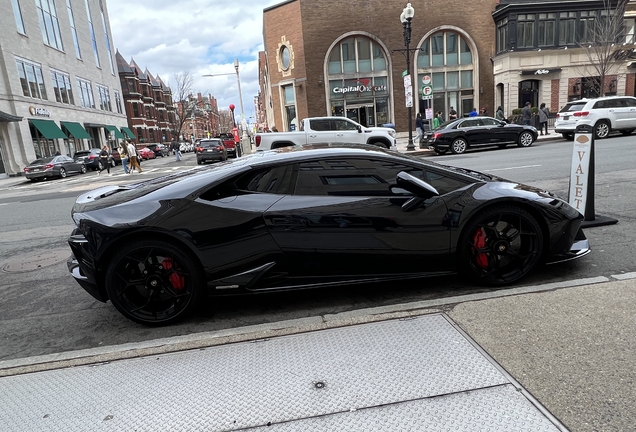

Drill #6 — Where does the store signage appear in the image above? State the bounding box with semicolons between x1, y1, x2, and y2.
28;106;51;117
520;68;562;76
568;133;592;216
333;78;387;94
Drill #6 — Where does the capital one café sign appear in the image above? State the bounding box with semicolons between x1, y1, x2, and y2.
332;78;387;94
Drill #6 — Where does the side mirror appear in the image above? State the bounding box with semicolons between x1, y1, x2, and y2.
357;125;362;133
396;171;439;200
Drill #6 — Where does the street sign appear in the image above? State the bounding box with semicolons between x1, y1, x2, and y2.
406;93;413;108
403;74;412;88
402;70;408;78
421;85;433;100
421;75;432;85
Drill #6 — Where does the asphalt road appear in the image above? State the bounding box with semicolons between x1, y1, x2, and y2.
0;138;634;362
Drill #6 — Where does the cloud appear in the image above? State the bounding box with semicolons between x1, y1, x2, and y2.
107;0;281;120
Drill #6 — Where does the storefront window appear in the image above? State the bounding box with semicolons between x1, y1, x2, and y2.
326;35;391;127
461;70;473;88
446;33;458;65
431;34;444;66
282;85;296;131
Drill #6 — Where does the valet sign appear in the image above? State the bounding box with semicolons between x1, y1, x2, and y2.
568;133;592;216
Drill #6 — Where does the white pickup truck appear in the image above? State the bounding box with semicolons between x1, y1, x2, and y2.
255;117;397;151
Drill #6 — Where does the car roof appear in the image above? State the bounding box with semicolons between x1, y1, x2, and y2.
567;95;635;104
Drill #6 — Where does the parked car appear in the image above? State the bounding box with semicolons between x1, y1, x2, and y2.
73;148;115;171
24;155;86;181
554;96;636;140
423;116;538;155
179;142;190;153
255;117;398;151
217;133;237;158
147;143;168;157
138;147;156;160
196;139;227;164
67;143;590;325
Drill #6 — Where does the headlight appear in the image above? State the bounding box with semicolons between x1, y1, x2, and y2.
388;130;396;138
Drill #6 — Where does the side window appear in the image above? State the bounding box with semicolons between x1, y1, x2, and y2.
481;118;499;126
234;165;296;194
309;119;331;131
331;119;358;131
615;98;629;108
593;100;607;109
368;160;469;195
625;98;636;107
295;159;389;196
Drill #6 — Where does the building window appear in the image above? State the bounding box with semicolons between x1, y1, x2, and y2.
625;18;636;44
36;0;64;50
538;13;556;47
496;18;508;53
84;0;100;68
417;31;474;119
50;70;74;104
328;36;388;74
99;0;115;74
132;102;140;117
517;14;535;48
559;12;577;45
579;11;596;43
16;59;48;100
114;90;122;114
282;85;296;131
96;84;111;111
11;0;26;34
66;0;81;59
76;78;95;108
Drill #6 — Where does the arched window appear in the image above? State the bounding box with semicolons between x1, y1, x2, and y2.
416;30;475;120
327;35;390;127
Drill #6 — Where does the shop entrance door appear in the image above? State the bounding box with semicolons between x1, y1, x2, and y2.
346;103;375;127
461;97;474;118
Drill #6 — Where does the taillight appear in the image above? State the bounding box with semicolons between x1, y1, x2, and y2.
573;111;589;117
44;163;54;170
218;145;224;151
432;132;442;140
23;167;28;172
196;147;202;152
255;135;261;147
556;113;560;118
88;155;96;159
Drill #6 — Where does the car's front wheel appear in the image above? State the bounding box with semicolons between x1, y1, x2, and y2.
594;120;611;139
517;131;534;147
105;240;204;325
97;161;104;171
450;138;468;154
458;205;543;285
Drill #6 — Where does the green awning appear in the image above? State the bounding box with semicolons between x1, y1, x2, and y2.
105;125;125;139
121;126;136;138
29;119;68;139
60;121;91;139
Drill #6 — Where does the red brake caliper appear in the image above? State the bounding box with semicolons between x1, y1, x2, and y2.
472;228;489;269
161;257;185;290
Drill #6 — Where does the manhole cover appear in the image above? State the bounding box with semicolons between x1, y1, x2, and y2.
2;248;70;272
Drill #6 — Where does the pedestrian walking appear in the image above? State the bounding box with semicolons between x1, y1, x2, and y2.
98;145;111;176
119;144;130;174
522;101;532;126
415;112;424;144
126;140;142;174
538;103;550;135
432;113;441;129
172;140;181;161
496;106;505;121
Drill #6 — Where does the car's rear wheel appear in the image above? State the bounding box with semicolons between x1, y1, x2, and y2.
594;120;610;139
97;161;104;171
59;168;67;178
451;138;468;154
517;131;534;147
458;205;543;285
110;159;116;167
105;240;204;325
80;165;87;174
620;129;634;136
562;133;574;141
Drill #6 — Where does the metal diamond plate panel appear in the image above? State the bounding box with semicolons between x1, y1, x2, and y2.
0;314;565;431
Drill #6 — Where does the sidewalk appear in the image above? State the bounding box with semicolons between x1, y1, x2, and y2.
396;125;562;156
1;275;634;431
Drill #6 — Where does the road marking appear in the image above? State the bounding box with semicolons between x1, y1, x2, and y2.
483;164;542;172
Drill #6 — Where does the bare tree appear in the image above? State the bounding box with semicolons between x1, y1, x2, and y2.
218;109;235;133
170;71;198;140
577;0;633;97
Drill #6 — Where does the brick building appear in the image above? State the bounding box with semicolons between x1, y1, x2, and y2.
261;0;498;132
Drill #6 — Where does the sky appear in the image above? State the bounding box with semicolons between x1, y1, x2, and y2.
106;0;282;122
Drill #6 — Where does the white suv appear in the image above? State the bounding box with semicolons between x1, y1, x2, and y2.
554;96;636;140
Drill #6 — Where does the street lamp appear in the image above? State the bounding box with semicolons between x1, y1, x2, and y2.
401;3;415;151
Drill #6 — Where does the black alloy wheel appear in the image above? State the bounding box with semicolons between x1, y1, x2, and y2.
594;120;610;139
105;240;204;325
458;205;543;285
517;131;534;147
59;168;67;178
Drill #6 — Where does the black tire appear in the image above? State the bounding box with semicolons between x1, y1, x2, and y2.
562;133;574;141
369;141;391;149
59;168;67;178
451;138;468;154
110;159;116;168
620;129;634;136
197;159;203;165
97;161;104;171
594;120;610;139
434;149;448;155
517;131;534;147
80;165;87;174
457;205;543;285
105;240;204;325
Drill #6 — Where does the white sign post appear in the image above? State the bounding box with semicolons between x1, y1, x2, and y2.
404;75;413;108
568;132;592;216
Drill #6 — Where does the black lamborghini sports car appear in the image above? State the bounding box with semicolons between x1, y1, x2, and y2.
68;144;590;325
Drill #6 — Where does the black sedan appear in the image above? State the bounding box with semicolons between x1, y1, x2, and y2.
196;138;227;164
424;116;538;155
24;155;86;181
67;144;590;325
74;148;115;170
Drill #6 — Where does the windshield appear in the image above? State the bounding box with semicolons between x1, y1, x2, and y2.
30;157;55;165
